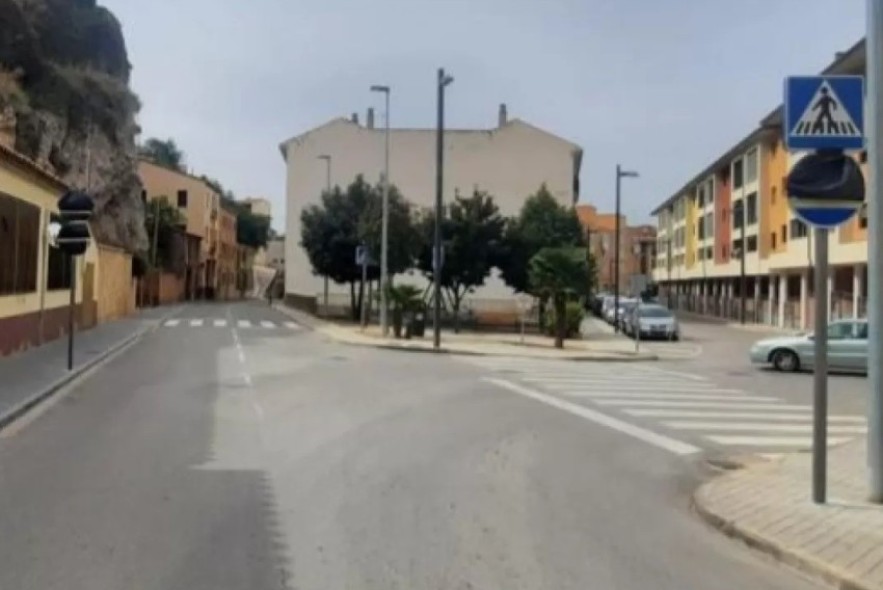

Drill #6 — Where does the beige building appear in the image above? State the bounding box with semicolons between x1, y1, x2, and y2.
138;159;222;298
279;104;582;310
243;197;272;218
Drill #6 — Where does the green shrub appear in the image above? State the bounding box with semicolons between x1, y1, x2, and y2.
543;300;584;339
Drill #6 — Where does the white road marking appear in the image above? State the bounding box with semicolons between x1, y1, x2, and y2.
213;319;227;327
486;378;700;456
261;321;276;329
626;365;707;382
557;392;777;402
238;320;252;328
624;409;867;423
664;421;867;434
190;319;204;327
164;319;180;327
594;400;811;410
537;382;746;394
705;435;851;447
520;376;711;386
284;321;299;330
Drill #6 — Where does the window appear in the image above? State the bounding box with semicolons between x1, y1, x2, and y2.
705;212;714;238
745;147;758;184
696;186;704;208
706;179;714;203
827;321;856;341
0;193;39;295
790;218;808;238
732;238;743;256
732;201;744;230
746;192;758;225
177;190;188;208
781;223;788;243
771;232;777;249
733;158;744;189
856;322;869;340
705;246;713;260
747;235;758;252
698;216;705;240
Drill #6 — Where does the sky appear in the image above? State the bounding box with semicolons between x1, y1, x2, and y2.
102;0;867;231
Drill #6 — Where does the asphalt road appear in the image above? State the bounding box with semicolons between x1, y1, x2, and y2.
0;301;823;589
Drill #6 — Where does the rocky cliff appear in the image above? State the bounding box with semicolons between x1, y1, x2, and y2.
0;0;146;252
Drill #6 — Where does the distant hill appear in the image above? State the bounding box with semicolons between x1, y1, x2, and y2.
0;0;146;252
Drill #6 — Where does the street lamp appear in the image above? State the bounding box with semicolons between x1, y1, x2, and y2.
433;68;454;350
370;84;391;337
614;165;639;333
318;154;332;312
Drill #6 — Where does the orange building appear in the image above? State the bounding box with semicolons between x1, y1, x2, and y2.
577;204;656;294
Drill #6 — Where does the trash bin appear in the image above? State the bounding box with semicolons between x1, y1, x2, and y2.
410;310;426;338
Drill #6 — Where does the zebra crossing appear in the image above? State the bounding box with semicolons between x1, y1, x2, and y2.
162;318;300;330
466;356;866;454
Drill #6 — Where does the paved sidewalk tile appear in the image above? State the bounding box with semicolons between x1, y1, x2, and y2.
0;306;177;425
694;437;883;590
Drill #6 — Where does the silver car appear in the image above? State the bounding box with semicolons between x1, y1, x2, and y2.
749;319;868;373
624;304;680;341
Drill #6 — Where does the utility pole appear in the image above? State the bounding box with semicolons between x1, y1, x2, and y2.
739;201;747;324
370;85;392;337
318;155;332;314
867;0;883;502
433;68;453;350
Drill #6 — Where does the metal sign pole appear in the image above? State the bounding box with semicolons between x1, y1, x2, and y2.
867;0;883;502
813;228;829;503
360;257;368;330
67;255;76;371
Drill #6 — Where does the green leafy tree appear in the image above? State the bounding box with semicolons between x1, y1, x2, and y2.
497;184;586;294
301;175;419;320
139;137;185;171
418;190;505;331
529;247;590;349
144;198;185;271
236;211;271;249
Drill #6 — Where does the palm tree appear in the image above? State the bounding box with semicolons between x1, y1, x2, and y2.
529;247;590;348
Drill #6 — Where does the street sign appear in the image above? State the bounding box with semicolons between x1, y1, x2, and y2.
785;76;865;150
786;151;865;228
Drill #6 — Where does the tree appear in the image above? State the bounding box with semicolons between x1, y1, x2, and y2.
497;184;585;294
144;198;185;271
236;211;271;249
418;190;505;331
300;175;419;320
529;247;590;349
139;137;185;171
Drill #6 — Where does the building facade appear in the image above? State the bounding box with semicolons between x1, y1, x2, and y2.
280;104;582;311
577;204;656;294
138;159;224;299
650;39;867;330
217;205;239;300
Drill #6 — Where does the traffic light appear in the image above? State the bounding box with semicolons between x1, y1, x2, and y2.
57;190;94;256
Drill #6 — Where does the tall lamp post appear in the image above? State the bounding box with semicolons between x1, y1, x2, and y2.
614;165;639;333
318;154;332;313
370;84;391;336
433;68;454;350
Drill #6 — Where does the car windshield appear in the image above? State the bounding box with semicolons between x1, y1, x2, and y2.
639;306;672;318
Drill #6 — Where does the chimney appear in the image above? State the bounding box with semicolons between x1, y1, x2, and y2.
367;107;375;129
498;103;508;127
351;112;360;125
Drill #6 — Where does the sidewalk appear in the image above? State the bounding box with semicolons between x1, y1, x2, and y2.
695;437;883;590
276;304;654;360
0;306;177;430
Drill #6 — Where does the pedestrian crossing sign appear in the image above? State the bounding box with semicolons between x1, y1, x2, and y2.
785;76;864;150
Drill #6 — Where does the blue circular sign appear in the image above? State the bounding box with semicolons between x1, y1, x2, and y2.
786;152;865;229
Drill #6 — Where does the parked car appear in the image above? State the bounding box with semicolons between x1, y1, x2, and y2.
589;292;609;317
601;296;618;323
749;319;868;373
624;304;680;340
616;301;640;331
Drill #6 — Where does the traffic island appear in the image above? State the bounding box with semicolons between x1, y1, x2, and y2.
693;437;883;590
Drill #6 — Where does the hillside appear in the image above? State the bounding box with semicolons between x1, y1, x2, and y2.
0;0;146;252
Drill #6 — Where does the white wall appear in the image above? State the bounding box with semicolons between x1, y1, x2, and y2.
282;117;580;305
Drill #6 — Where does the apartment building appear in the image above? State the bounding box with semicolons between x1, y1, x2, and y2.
280;103;582;312
138;159;222;299
650;39;867;330
576;204;656;294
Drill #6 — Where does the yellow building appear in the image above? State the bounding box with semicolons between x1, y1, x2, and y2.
0;145;102;355
650;39;868;330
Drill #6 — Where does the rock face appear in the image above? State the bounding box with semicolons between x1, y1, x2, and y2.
0;0;147;252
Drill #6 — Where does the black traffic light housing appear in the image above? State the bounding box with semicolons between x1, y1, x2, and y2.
57;190;94;256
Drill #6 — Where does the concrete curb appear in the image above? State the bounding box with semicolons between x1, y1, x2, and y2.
0;306;179;433
692;478;873;590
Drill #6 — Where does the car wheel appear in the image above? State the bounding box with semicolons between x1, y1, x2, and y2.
771;349;800;372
